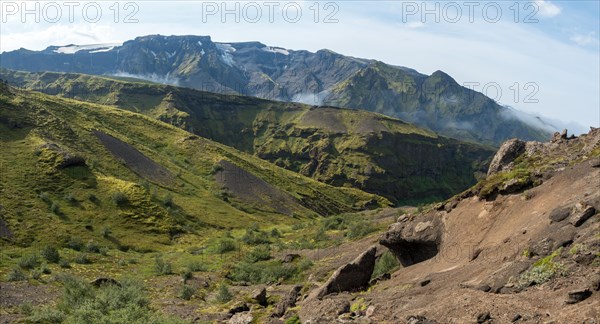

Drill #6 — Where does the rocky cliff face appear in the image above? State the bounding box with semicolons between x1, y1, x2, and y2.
299;128;600;323
0;35;552;145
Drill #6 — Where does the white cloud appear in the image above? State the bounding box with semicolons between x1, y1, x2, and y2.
405;21;425;29
535;0;562;18
570;33;599;46
0;24;118;52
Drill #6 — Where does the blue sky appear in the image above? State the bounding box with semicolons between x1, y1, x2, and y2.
1;0;598;131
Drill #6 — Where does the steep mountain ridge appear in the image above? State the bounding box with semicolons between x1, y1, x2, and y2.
1;69;494;205
0;34;551;145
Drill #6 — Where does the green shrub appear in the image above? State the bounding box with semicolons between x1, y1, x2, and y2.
38;192;51;204
211;164;223;175
186;261;206;272
229;261;294;284
27;275;186;323
101;226;112;238
31;269;42;280
139;180;150;191
19;254;41;269
59;259;71;268
297;258;313;272
372;250;399;280
270;228;282;238
179;284;195;300
88;193;99;203
215;238;237;254
163;194;174;207
50;202;61;215
517;249;567;288
99;247;109;256
20;302;33;316
241;229;270;245
74;253;91;264
64;193;77;204
66;237;84;251
285;314;300;324
181;271;193;281
249;223;260;232
215;283;232;303
154;256;172;275
313;227;328;242
321;215;345;231
41;246;60;263
39;263;52;274
6;266;26;281
85;241;101;253
345;220;375;239
245;245;271;263
111;191;128;206
27;307;66;323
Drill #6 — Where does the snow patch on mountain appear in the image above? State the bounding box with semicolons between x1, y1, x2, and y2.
54;43;121;54
262;46;290;56
216;43;236;67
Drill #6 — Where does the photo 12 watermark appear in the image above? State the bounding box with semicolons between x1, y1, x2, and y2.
199;1;340;23
400;1;543;24
1;1;140;23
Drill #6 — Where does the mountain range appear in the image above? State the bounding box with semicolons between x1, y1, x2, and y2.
0;34;552;146
0;69;493;205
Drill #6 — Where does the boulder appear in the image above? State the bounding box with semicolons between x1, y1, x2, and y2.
590;275;600;291
407;315;438;324
487;139;526;177
228;303;250;315
365;305;376;318
311;246;377;299
549;207;571;222
570;206;596;227
271;285;302;318
419;279;431;287
369;272;391;286
228;312;253;324
251;287;267;306
282;254;301;263
299;295;350;323
476;311;492;323
380;212;443;267
565;288;592;304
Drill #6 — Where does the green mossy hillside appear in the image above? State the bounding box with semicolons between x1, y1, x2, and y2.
0;85;387;251
1;70;494;205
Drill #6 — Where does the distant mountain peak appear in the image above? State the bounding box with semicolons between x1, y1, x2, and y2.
0;34;553;145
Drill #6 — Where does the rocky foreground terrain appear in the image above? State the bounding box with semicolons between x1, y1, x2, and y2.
290;128;600;323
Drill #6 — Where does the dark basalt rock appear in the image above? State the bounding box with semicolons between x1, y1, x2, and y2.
311;246;377;299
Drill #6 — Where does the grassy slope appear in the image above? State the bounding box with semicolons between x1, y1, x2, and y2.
1;69;494;205
0;84;387;251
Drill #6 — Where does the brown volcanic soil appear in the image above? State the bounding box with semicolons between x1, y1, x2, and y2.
301;159;600;323
214;160;302;216
93;130;175;186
